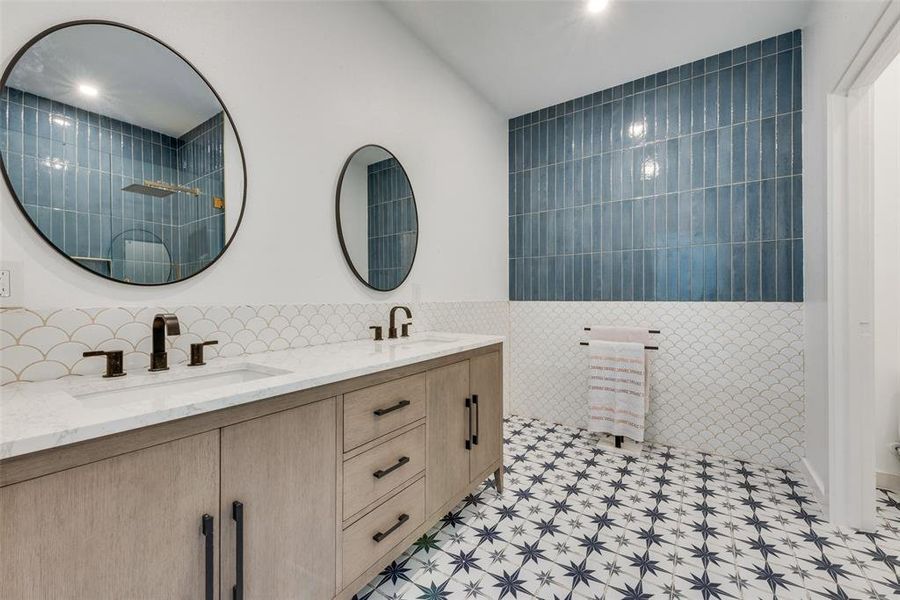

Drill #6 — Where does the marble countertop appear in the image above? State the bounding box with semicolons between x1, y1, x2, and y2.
0;332;503;460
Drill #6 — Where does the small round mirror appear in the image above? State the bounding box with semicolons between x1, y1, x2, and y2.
336;145;418;291
0;21;246;285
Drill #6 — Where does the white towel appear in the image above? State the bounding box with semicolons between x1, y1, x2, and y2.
587;326;652;409
586;339;647;442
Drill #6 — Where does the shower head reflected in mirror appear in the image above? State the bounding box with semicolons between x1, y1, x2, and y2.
122;180;201;198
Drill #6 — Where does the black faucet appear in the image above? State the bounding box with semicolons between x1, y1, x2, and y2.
149;313;180;372
388;306;412;339
82;350;126;378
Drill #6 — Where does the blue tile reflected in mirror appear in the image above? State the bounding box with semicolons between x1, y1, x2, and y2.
336;145;418;292
0;21;246;285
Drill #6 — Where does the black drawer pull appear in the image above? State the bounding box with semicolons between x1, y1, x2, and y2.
373;456;410;479
232;501;244;600
465;397;472;450
373;513;409;543
201;514;214;600
373;400;410;416
472;394;480;445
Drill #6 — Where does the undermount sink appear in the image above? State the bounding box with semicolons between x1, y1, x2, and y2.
74;365;289;406
389;334;459;347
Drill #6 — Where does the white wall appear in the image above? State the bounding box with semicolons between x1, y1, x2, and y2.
339;157;371;275
800;0;888;491
874;52;900;480
0;1;507;308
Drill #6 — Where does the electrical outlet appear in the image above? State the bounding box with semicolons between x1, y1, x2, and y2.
0;261;23;307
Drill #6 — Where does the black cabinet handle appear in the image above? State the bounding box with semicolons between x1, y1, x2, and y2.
373;456;410;479
232;501;244;600
472;394;480;445
201;514;214;600
465;398;472;450
373;399;410;416
373;513;409;543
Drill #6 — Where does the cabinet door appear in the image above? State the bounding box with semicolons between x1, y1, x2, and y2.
469;351;504;478
425;360;471;514
221;399;336;600
0;431;219;600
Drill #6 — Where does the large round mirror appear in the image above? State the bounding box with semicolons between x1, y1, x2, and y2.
0;21;246;285
336;145;418;291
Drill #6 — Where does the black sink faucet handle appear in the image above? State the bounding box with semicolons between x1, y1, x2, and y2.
82;350;126;378
188;340;219;367
369;326;384;341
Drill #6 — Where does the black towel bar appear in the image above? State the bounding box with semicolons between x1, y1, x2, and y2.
580;342;658;349
584;327;661;334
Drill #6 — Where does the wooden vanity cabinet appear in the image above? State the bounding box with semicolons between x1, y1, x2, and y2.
469;351;504;482
0;343;502;600
426;351;504;514
220;399;337;600
425;360;471;513
0;431;220;600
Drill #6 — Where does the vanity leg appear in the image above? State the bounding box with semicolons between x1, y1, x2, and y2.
494;465;504;493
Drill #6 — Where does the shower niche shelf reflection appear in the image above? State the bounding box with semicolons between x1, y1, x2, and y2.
0;20;246;285
336;145;418;292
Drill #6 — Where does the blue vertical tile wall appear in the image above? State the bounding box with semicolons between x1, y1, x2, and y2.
367;158;416;289
0;87;226;283
508;31;802;302
175;113;226;279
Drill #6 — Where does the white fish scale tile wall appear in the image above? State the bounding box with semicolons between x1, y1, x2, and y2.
417;301;512;408
0;302;511;395
508;301;805;470
0;298;804;468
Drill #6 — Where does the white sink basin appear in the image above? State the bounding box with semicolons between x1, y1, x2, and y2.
74;365;289;407
389;334;460;348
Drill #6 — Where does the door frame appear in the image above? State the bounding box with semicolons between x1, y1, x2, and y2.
826;0;900;529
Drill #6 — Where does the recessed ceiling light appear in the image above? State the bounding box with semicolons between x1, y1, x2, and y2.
587;0;610;14
78;83;99;97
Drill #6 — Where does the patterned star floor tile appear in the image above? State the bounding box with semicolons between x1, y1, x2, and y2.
355;416;900;600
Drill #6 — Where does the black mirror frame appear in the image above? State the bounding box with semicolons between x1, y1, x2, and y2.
0;19;248;287
335;144;419;292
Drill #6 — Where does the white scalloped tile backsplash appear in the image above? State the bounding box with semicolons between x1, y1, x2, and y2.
508;301;805;469
0;301;510;385
1;299;805;469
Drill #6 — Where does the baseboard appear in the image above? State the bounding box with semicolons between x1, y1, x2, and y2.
800;457;828;512
876;470;900;492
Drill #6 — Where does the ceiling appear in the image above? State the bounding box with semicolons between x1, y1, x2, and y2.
383;0;813;117
7;24;223;137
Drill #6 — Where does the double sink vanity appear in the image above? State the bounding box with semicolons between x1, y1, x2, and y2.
0;326;504;600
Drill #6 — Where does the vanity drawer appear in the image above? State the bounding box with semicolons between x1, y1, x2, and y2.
341;478;426;586
343;425;425;519
343;374;426;450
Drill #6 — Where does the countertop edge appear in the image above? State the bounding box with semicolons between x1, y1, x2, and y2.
1;335;504;462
